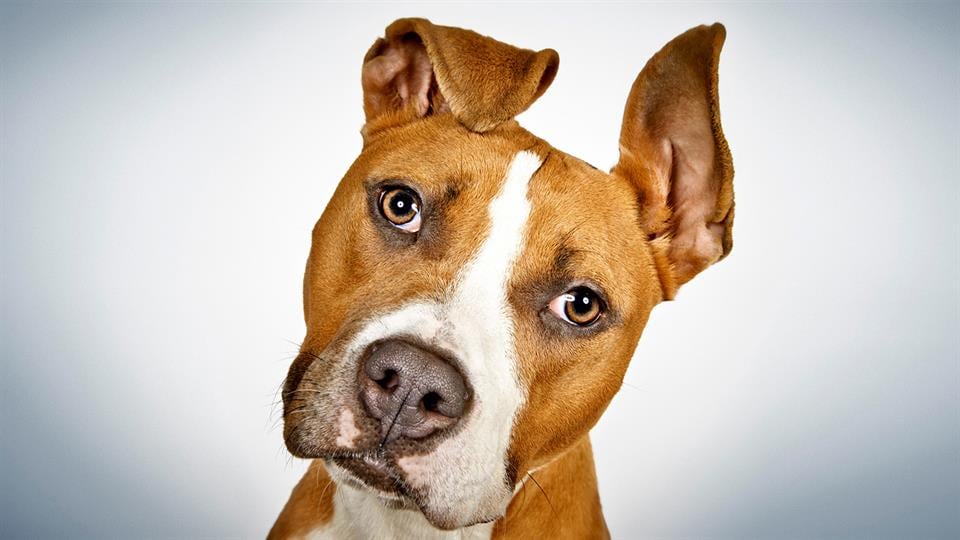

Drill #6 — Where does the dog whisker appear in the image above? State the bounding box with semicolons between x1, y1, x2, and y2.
526;471;554;516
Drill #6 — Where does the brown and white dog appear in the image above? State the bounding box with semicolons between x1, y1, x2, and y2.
271;17;733;539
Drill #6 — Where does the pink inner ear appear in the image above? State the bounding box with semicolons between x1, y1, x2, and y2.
362;37;433;118
666;127;724;281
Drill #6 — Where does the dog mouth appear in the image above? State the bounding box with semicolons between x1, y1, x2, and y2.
329;455;418;510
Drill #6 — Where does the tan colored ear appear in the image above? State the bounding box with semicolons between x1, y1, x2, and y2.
361;18;559;134
612;23;734;299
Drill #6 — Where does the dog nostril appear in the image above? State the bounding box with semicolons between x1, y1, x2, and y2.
376;369;400;391
360;339;469;442
421;391;442;413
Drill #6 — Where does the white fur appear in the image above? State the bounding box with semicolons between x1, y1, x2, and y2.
305;482;493;540
335;408;361;449
329;150;543;529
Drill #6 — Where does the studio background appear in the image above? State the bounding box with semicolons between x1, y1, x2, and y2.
2;2;958;539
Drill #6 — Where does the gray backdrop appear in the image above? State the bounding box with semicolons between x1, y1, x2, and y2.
2;2;958;539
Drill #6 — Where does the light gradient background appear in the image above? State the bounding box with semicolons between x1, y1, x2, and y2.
2;2;958;539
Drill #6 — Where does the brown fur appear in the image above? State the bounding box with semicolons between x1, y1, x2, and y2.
506;151;661;479
274;18;733;537
362;18;558;135
494;437;609;539
268;461;335;539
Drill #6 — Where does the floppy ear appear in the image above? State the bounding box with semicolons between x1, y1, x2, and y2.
361;18;559;134
612;23;734;300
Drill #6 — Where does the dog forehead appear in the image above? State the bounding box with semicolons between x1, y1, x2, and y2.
517;152;648;285
350;119;650;300
358;116;541;192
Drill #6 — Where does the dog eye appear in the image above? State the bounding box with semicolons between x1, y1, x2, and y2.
547;286;604;327
379;186;422;232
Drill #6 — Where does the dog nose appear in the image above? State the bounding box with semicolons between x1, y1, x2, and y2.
360;340;470;443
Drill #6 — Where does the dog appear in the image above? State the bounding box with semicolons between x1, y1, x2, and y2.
271;17;734;539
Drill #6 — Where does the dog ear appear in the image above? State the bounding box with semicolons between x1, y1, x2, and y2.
612;23;734;300
361;18;559;134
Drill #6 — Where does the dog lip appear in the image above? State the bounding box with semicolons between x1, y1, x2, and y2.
362;455;390;475
331;455;403;495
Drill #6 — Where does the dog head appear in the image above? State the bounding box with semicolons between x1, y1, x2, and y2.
281;18;733;529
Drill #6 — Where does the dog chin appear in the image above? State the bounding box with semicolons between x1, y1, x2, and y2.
399;497;502;531
327;458;505;530
412;483;511;530
419;507;501;531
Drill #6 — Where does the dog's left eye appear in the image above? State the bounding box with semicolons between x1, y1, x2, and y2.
547;286;604;327
379;186;422;233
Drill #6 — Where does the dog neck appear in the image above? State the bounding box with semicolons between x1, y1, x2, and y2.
269;436;607;539
493;436;608;538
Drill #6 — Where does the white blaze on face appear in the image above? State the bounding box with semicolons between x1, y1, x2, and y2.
412;149;541;517
339;150;543;526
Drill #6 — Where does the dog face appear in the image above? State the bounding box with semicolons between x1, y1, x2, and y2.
281;18;733;530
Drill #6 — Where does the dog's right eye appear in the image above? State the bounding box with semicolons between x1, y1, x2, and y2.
379;186;422;233
547;286;605;327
